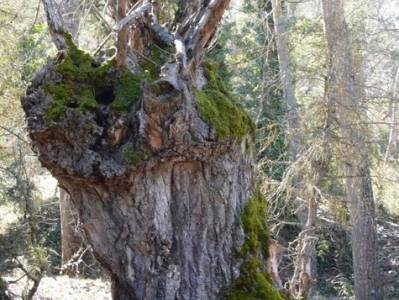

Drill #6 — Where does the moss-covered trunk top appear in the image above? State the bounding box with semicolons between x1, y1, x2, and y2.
21;26;284;300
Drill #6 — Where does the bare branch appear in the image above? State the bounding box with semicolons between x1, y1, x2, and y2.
41;0;68;50
91;5;112;31
112;2;151;32
116;0;128;70
185;0;231;67
93;32;113;56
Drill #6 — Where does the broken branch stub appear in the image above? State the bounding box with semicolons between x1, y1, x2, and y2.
184;0;231;71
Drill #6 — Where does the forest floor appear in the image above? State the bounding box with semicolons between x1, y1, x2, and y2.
377;214;399;298
5;276;111;300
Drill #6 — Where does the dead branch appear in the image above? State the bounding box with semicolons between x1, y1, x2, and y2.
41;0;68;50
185;0;231;69
267;239;285;290
91;5;112;31
60;246;90;276
116;0;128;70
112;1;151;32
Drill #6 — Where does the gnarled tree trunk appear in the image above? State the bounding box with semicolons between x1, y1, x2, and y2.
62;148;253;299
24;60;252;299
22;1;283;299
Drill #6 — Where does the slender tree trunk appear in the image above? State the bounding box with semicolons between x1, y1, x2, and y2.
322;1;383;299
174;0;203;28
271;0;302;161
271;1;317;297
384;64;399;164
267;240;284;290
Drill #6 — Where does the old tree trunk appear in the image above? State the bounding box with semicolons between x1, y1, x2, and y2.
22;1;284;299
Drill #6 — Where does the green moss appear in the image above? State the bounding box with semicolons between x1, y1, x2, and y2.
226;188;284;300
122;144;153;165
78;88;97;111
44;84;72;104
240;188;270;258
43;84;72;121
122;146;145;165
44;33;146;121
111;44;171;112
201;61;229;94
196;62;255;140
111;69;142;112
43;40;104;120
57;33;95;82
44;100;67;122
228;272;284;300
245;138;253;156
141;44;163;82
93;58;116;80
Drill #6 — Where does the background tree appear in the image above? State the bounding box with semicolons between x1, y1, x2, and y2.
321;0;383;298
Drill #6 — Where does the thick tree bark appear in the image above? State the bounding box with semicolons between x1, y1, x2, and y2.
322;1;383;299
21;1;284;299
66;152;252;300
